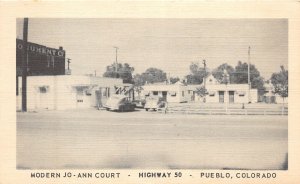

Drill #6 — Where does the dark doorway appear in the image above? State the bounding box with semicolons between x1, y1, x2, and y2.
219;91;224;103
229;91;235;103
162;91;167;101
95;88;102;107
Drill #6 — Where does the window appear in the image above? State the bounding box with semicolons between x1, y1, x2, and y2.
182;91;184;97
209;91;215;96
76;88;84;96
107;88;110;97
238;91;245;96
75;86;89;96
85;90;92;96
170;91;176;96
153;91;158;95
39;86;48;93
102;88;107;97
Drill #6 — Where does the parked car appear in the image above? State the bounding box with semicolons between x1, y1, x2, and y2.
104;95;135;112
144;97;167;111
132;99;146;108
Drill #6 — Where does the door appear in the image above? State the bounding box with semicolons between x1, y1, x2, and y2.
229;91;235;103
95;89;102;107
162;91;167;101
219;91;224;103
39;86;49;109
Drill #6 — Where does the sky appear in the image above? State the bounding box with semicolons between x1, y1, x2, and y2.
16;18;288;80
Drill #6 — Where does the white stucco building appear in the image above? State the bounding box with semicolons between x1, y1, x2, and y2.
191;74;258;103
141;81;191;103
140;74;258;104
17;75;132;110
190;84;257;104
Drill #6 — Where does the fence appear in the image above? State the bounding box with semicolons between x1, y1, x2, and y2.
157;103;288;116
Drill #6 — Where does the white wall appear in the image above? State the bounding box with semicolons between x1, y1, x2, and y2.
142;84;188;103
195;84;258;104
141;83;258;104
17;75;124;110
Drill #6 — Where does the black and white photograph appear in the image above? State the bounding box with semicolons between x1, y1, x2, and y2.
16;18;288;170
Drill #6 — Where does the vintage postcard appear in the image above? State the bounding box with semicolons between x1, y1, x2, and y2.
1;1;300;184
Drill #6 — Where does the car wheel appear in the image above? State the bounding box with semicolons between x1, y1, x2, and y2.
145;108;149;111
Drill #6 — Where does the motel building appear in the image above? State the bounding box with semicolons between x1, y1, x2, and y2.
17;75;134;111
141;81;191;103
140;74;257;104
191;74;257;104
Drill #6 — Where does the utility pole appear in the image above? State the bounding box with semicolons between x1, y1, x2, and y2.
22;18;29;112
203;59;207;103
114;46;119;72
248;46;252;103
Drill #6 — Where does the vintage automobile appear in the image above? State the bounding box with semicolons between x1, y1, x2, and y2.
144;97;167;111
104;95;135;112
132;99;146;108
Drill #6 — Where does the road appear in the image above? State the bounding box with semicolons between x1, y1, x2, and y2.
17;109;288;170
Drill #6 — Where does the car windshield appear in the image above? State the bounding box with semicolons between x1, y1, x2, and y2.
147;97;163;102
111;96;123;100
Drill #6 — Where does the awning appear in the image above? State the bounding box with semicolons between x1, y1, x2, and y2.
208;91;215;96
238;91;246;96
169;91;177;96
72;85;96;95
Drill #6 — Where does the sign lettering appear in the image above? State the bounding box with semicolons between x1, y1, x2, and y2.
17;39;65;57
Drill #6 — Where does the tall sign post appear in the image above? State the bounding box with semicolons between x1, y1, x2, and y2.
22;18;28;112
203;59;207;103
114;46;119;72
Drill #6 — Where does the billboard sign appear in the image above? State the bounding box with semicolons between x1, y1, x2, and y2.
16;39;66;76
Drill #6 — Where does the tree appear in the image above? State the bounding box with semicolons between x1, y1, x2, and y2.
231;61;265;95
195;86;208;103
135;67;167;85
195;86;207;97
170;77;180;84
132;68;167;98
212;63;234;84
186;62;209;84
103;63;134;83
133;73;145;86
271;66;288;103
